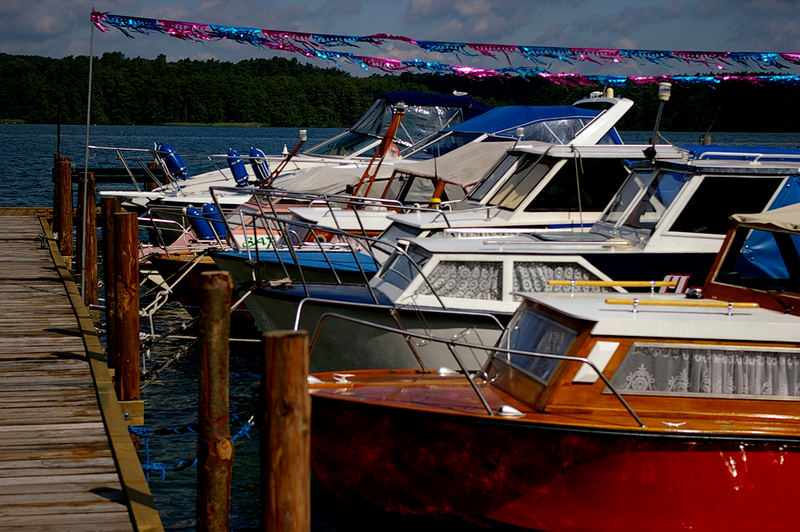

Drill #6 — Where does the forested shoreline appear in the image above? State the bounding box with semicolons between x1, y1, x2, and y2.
2;52;798;132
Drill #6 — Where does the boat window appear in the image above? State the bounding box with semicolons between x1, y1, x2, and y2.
405;131;482;160
467;153;520;201
416;261;502;300
714;227;800;292
381;173;437;203
511;262;612;299
610;343;800;398
524;118;589;144
304;131;380;157
487;156;556;210
669;176;784;234
622;170;692;231
524;158;630;212
377;222;422;248
598;169;654;225
379;245;430;290
496;307;578;384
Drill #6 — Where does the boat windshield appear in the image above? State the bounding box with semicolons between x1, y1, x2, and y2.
378;243;431;290
466;152;521;202
306;98;478;158
404;131;483;160
486;155;557;210
598;169;691;230
496;306;578;384
303;131;380;157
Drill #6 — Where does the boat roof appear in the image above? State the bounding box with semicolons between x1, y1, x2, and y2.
730;202;800;232
520;292;800;343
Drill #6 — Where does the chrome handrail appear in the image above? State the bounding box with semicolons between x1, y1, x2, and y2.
308;311;645;427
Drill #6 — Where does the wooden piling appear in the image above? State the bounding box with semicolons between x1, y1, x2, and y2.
102;197;122;366
260;330;311;532
77;171;98;309
197;271;234;532
112;211;140;402
52;154;73;258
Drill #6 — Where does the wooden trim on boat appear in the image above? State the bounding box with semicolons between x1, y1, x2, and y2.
604;297;759;309
548;280;677;288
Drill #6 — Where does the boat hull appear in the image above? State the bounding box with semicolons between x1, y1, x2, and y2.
311;395;800;531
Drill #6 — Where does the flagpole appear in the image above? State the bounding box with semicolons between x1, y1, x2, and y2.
82;9;96;300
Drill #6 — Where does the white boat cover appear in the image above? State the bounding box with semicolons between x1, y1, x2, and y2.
391;141;516;186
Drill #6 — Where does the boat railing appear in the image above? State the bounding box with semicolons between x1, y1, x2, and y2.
205;187;458;306
694;150;800;163
211;208;388;298
307;311;646;427
301;299;505;371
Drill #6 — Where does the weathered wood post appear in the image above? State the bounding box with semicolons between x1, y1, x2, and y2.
77;171;98;310
112;211;140;403
260;330;311;532
197;271;234;532
52;154;73;259
102;197;122;366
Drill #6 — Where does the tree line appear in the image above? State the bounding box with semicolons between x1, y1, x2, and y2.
1;52;798;132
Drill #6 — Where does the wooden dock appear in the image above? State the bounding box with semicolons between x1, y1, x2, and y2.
0;212;162;531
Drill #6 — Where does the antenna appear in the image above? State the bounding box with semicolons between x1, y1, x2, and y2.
644;82;671;161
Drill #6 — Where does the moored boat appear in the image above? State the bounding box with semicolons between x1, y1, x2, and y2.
240;144;800;371
309;290;800;530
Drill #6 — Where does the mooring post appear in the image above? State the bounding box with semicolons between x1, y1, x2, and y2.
52;154;73;259
112;211;140;402
260;330;311;532
197;271;234;532
77;171;98;310
102;197;122;366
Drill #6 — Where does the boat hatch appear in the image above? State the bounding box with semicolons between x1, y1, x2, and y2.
608;342;800;399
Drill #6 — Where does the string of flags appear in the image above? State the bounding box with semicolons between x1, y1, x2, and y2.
90;11;800;86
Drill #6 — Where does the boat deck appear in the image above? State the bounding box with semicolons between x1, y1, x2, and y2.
0;213;161;531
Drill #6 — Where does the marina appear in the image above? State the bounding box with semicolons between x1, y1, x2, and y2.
1;120;800;529
4;2;800;528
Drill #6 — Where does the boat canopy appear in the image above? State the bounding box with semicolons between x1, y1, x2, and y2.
730;203;800;232
391;141;515;187
308;91;491;155
446;105;623;144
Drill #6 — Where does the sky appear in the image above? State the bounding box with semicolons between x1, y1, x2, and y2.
3;1;800;77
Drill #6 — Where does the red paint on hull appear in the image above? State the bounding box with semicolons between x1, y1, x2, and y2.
311;396;800;531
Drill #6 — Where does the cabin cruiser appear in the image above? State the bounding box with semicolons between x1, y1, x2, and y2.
101;93;631;220
236;145;800;371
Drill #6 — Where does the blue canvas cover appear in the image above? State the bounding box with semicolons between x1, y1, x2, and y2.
447;105;623;144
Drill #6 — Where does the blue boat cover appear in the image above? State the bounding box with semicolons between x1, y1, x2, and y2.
447;105;601;136
217;249;379;274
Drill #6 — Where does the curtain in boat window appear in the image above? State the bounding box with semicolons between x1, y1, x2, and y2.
416;261;502;300
512;262;612;300
610;343;800;397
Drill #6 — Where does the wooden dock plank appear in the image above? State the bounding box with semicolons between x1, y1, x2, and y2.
0;214;162;531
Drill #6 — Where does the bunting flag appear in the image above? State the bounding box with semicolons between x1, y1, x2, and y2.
90;11;800;85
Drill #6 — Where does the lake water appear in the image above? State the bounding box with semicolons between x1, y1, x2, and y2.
1;123;799;529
